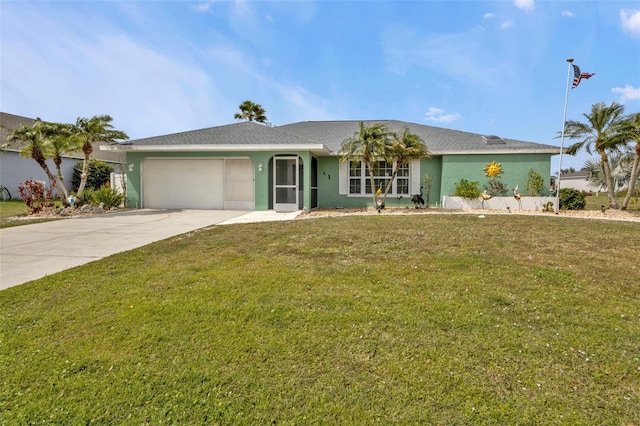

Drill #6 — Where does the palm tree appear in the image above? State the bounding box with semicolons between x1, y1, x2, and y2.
582;154;631;193
622;112;640;210
72;115;128;198
339;122;393;206
565;101;629;209
47;122;76;200
234;100;268;123
5;118;59;193
381;126;430;204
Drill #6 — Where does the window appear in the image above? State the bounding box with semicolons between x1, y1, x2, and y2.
348;160;410;195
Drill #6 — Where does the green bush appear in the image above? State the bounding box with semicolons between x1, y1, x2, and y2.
72;159;113;192
525;169;545;196
483;179;508;196
559;188;586;210
454;179;481;199
73;188;94;207
92;185;123;209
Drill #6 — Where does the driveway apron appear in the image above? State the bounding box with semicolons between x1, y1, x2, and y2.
0;209;248;291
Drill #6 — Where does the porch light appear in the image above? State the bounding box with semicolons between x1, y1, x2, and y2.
258;163;263;172
128;163;135;172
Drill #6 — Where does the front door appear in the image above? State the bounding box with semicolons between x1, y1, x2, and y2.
274;156;299;211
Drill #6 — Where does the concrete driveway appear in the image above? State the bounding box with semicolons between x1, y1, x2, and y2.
0;209;301;291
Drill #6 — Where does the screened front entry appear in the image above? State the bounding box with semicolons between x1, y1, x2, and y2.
274;156;300;211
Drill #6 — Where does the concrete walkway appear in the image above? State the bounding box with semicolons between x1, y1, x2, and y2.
0;209;301;291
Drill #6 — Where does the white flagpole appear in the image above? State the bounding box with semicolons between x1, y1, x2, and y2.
555;58;574;212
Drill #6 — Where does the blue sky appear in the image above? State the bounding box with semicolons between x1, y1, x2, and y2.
1;0;639;172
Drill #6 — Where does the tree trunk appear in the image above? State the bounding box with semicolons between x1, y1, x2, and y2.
365;160;378;207
600;150;619;209
382;163;401;205
76;142;93;198
32;149;59;194
622;144;640;210
52;155;71;200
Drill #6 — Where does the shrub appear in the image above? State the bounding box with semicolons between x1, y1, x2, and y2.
17;179;55;214
454;179;481;199
483;179;508;196
92;185;123;209
559;188;586;210
525;169;545;196
74;188;95;207
72;159;113;192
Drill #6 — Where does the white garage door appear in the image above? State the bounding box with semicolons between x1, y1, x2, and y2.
142;158;254;210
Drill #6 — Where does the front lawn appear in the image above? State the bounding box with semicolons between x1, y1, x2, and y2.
1;215;639;424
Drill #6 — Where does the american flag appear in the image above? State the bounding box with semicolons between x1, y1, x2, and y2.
572;64;595;88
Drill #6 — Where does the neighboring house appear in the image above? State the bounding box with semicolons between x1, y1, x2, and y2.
105;120;560;212
558;170;599;193
0;112;125;199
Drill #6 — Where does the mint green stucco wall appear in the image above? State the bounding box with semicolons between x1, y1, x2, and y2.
125;151;552;210
315;156;444;209
125;150;314;211
439;154;552;200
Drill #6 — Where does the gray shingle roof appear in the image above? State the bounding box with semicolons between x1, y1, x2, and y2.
109;118;560;156
124;121;322;148
277;120;559;155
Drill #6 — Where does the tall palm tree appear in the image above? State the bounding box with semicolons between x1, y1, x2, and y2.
72;115;128;198
5;118;59;193
381;126;430;204
234;100;268;123
339;122;393;206
565;101;629;209
622;112;640;210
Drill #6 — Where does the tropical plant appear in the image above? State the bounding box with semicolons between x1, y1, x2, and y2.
5;119;59;194
72;159;113;192
92;184;123;209
622;112;640;210
565;101;629;209
234;100;268;123
339;122;394;206
559;188;586;210
454;179;481;199
47;122;76;200
71;115;128;198
380;126;430;204
17;179;55;214
525;169;545;196
582;154;631;193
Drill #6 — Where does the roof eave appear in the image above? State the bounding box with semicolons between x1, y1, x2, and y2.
101;144;332;155
436;148;562;155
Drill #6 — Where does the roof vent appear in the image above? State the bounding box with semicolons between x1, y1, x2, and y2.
482;135;505;145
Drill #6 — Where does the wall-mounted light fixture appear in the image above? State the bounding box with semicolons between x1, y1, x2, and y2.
128;163;135;172
258;163;263;172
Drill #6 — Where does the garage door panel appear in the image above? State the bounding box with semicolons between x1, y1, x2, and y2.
143;159;224;209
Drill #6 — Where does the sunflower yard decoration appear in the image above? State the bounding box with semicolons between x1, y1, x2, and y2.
484;161;503;180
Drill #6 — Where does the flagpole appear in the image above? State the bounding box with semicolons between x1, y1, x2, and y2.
555;58;574;212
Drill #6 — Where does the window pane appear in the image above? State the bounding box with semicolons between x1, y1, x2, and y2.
349;161;361;177
397;178;409;194
349;179;361;194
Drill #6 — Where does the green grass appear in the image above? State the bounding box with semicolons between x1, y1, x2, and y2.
0;200;61;228
1;215;639;424
583;193;626;211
